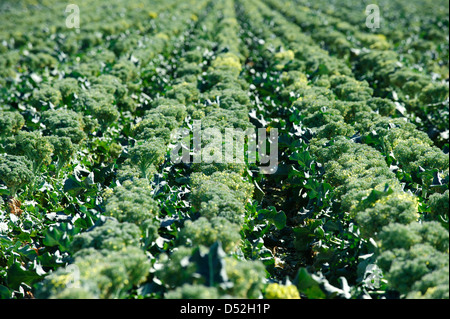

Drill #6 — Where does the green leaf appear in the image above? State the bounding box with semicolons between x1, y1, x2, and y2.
0;285;12;299
295;268;326;299
0;235;13;247
73;209;97;229
17;245;38;261
190;242;228;287
253;180;265;202
290;150;312;168
272;211;287;230
293;227;312;252
63;177;84;195
43;223;80;252
7;263;42;290
37;251;64;268
257;206;286;230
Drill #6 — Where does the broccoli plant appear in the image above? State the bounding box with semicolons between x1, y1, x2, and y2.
26;53;57;70
165;82;200;105
190;180;246;225
31;84;62;110
177;217;242;253
41;109;87;144
55;77;80;103
35;246;150;299
0;155;33;197
224;256;266;299
329;74;373;101
0;111;25;138
127;138;167;180
70;218;143;253
156;244;266;298
191;171;254;204
73;89;119;130
428;190;449;219
132;102;187;143
91;75;128;104
104;179;160;246
91;103;120;131
3;131;54;173
377;240;449;298
47;136;76;176
110;60;140;91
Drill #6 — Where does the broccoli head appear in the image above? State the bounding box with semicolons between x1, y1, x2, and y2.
428;190;449;218
155;246;199;289
36;246;150;299
378;221;449;254
190;180;246;225
73;89;119;129
127;138;167;179
407;266;449;299
156;244;265;298
178;217;241;253
104;179;160;242
165;82;200;105
393;138;449;181
329;75;373;101
47;136;76;175
31;84;62;109
191;171;254;204
91;75;128;100
354;191;419;238
70;219;142;253
3;131;54;173
0;155;33;196
55;78;80;101
224;257;266;299
41;109;86;144
265;283;301;299
0;111;25;138
377;244;448;297
132;102;187;143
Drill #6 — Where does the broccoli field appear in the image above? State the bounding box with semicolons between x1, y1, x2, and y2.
0;0;449;301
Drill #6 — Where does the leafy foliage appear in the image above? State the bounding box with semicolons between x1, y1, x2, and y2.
0;0;447;301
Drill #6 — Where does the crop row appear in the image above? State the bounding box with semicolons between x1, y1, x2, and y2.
35;0;210;299
0;0;448;300
255;0;449;214
262;0;449;149
294;0;449;76
238;0;448;298
150;0;292;299
18;0;299;299
0;0;205;298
